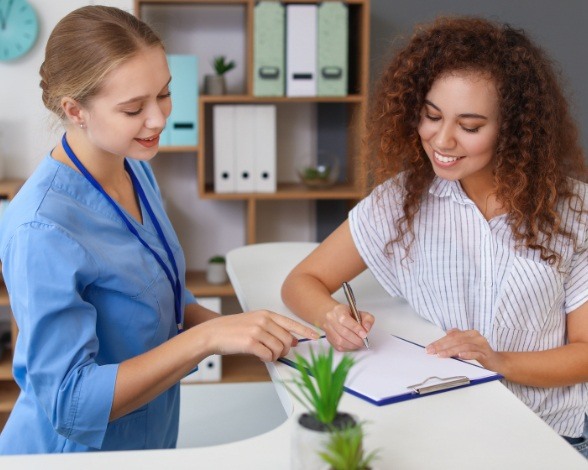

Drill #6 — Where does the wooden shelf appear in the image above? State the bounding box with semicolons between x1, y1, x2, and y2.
201;182;364;201
185;270;235;297
138;0;370;244
219;354;270;383
200;94;364;104
0;381;19;413
0;272;233;304
157;145;200;154
0;281;8;307
0;179;24;200
0;350;13;381
137;0;250;6
137;0;365;6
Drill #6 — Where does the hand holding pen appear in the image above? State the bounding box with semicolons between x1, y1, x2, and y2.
342;282;370;349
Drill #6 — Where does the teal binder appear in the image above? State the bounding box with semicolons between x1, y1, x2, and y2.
253;1;285;97
317;2;348;97
167;54;198;146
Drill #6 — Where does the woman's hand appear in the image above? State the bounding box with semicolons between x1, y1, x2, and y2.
199;310;320;362
322;304;374;352
425;328;505;372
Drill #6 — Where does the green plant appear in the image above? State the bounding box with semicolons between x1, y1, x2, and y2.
208;255;225;264
212;55;236;76
319;422;379;470
302;165;331;181
286;345;355;425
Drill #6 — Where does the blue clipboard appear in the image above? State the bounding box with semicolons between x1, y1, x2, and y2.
279;332;502;406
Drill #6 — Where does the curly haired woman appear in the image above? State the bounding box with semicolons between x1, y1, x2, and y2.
282;16;588;456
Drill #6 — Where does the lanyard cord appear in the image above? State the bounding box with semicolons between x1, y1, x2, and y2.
61;134;183;331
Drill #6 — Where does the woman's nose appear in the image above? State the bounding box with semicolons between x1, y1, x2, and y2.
434;123;456;150
145;103;168;130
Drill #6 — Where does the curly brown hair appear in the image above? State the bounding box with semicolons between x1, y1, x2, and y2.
365;16;587;265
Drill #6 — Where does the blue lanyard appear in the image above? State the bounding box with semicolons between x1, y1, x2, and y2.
61;134;183;332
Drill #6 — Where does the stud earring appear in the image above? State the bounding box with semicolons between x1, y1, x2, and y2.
80;123;85;129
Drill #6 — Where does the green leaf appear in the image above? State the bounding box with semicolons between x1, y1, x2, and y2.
285;345;355;425
212;55;236;75
318;422;380;470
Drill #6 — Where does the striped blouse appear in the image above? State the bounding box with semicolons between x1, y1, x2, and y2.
349;175;588;437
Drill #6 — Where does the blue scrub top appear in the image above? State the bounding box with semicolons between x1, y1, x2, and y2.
0;155;197;453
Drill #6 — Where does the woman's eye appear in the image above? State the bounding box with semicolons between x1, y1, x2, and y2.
462;126;480;133
124;109;142;116
158;92;171;99
425;114;441;121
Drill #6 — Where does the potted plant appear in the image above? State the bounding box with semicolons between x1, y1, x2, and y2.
286;345;358;470
206;255;228;285
204;55;236;95
319;421;379;470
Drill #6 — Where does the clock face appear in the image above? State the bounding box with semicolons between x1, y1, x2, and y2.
0;0;39;62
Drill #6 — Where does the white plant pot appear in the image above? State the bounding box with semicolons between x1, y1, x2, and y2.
291;412;357;470
206;262;228;284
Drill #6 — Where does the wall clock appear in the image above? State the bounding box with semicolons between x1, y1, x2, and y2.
0;0;39;62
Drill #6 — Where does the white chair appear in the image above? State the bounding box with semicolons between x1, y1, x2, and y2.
226;242;387;318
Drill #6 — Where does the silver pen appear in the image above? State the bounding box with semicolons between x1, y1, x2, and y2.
342;282;370;349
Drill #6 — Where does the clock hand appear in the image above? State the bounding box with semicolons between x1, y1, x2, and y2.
0;0;15;31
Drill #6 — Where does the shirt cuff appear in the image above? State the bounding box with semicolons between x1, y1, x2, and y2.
68;363;119;449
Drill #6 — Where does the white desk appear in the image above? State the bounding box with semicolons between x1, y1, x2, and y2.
1;243;586;469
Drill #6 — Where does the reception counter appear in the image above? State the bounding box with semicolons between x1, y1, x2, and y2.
1;242;586;469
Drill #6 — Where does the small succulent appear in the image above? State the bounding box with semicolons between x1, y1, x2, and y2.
212;55;236;76
208;255;226;264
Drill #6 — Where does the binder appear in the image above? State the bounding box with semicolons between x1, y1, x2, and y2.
213;105;236;193
234;106;256;193
253;1;285;97
167;54;198;146
182;297;222;383
317;2;348;97
279;331;502;406
286;4;317;97
253;105;277;193
159;123;171;147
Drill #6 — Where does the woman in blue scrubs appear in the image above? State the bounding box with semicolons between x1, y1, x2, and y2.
0;6;318;454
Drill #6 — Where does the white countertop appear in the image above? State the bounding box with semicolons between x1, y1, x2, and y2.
2;242;587;469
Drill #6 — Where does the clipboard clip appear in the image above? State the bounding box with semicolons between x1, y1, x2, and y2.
408;376;470;395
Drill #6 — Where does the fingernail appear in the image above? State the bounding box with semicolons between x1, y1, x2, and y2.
425;345;434;354
358;331;367;339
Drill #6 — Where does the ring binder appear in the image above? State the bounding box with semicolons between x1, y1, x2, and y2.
408;376;471;395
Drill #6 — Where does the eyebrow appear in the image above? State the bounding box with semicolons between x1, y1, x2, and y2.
424;99;488;120
116;76;172;106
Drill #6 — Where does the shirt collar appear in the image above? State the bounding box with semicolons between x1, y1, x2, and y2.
429;177;472;205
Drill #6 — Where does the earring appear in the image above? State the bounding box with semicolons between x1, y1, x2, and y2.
80;123;85;129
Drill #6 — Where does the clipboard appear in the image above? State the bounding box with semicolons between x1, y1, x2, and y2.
279;332;502;406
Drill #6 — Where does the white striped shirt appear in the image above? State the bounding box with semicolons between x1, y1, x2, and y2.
349;174;588;437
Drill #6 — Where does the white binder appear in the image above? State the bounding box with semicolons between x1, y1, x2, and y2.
286;4;317;97
235;106;256;193
213;105;236;193
253;105;277;193
182;297;222;383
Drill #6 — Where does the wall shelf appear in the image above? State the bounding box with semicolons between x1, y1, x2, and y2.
137;0;371;245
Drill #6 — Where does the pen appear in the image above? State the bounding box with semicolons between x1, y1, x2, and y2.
342;282;370;349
